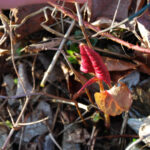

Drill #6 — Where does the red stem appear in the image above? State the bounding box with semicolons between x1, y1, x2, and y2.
47;1;150;54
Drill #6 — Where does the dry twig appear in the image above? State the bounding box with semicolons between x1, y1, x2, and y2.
47;1;150;54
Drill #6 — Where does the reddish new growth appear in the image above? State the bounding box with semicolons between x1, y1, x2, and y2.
75;43;111;97
75;43;132;128
79;43;111;86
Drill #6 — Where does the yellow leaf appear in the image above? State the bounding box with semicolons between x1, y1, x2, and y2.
94;83;132;116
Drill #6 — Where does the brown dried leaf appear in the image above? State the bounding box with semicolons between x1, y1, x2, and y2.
134;51;150;75
103;57;137;71
94;83;132;116
87;0;132;22
110;70;133;83
12;3;75;39
134;51;150;66
12;4;54;39
136;61;150;75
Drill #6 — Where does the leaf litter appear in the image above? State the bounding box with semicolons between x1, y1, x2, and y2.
0;0;150;149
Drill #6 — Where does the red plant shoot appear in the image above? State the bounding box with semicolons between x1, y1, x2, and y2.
73;43;112;128
79;43;111;86
74;43;111;98
77;44;132;128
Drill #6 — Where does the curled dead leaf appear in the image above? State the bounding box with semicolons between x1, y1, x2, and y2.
103;57;137;72
94;83;132;116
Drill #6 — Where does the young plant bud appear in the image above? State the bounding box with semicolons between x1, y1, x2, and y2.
79;43;111;86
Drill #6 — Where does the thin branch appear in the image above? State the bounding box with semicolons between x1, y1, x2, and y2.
47;1;150;54
125;133;150;150
48;133;63;150
40;19;75;87
75;2;92;48
7;107;15;125
119;111;129;149
89;126;98;150
31;54;38;91
50;99;88;111
17;117;49;127
93;2;150;36
0;11;9;45
2;13;30;150
0;92;89;111
40;3;86;87
110;0;121;32
57;109;90;136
